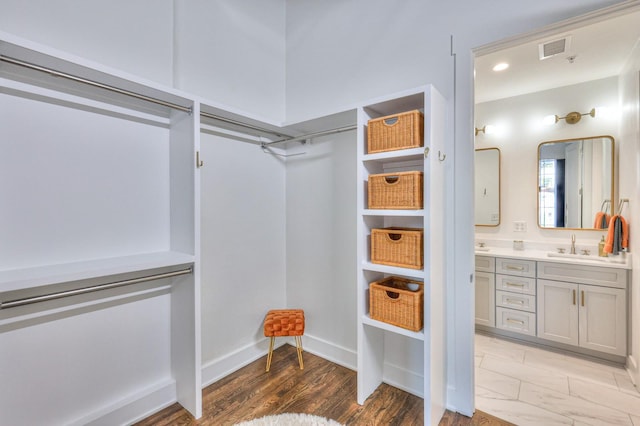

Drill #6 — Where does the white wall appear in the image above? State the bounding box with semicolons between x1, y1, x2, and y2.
0;0;174;86
474;77;619;247
173;0;286;123
199;131;287;381
0;93;171;269
285;133;357;366
619;40;640;385
0;287;173;426
0;86;176;424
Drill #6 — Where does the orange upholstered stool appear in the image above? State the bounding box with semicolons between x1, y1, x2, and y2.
263;309;305;372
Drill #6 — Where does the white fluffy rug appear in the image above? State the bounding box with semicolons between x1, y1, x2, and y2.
233;413;343;426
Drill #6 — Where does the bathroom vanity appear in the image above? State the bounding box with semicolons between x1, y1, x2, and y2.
475;248;630;363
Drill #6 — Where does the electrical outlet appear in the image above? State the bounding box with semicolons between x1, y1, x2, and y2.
514;221;527;232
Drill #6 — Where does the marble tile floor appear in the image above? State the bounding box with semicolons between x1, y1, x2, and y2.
475;333;640;426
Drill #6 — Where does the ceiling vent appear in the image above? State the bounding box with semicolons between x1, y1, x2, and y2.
539;36;572;60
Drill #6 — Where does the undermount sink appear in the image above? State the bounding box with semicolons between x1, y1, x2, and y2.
475;246;490;252
546;251;627;264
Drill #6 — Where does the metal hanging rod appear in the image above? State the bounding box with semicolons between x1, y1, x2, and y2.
0;267;193;310
0;55;356;146
199;111;292;139
264;124;357;147
0;54;192;113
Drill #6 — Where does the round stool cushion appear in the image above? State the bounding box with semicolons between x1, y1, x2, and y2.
264;309;305;337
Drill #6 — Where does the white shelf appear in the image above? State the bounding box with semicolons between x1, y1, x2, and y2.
362;209;424;217
363;147;425;163
0;251;195;293
362;315;425;341
361;261;424;280
357;85;447;424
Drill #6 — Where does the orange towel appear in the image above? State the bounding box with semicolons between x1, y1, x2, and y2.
604;215;629;253
593;212;610;229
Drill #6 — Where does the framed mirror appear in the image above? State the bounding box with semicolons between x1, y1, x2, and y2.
475;148;500;226
538;135;614;230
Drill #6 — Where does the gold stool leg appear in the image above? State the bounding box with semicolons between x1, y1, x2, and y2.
295;336;304;370
266;336;275;372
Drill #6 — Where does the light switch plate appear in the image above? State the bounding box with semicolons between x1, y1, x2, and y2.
514;221;527;232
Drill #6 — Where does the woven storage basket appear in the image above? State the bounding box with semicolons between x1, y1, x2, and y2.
368;171;423;209
369;276;424;331
370;227;423;269
367;110;424;154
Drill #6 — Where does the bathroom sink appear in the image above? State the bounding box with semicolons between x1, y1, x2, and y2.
546;251;628;264
475;247;490;252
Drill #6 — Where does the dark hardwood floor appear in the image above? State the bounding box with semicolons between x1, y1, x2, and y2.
135;345;512;425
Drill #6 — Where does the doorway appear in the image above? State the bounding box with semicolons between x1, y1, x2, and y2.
472;4;640;424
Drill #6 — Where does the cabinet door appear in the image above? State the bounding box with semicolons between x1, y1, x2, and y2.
537;279;578;346
475;271;495;327
579;284;626;356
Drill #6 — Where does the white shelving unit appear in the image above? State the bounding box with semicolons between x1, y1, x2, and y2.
0;32;202;422
356;86;446;425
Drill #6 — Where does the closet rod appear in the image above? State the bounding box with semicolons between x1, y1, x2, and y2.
264;124;357;146
0;54;192;113
199;111;292;139
0;267;193;310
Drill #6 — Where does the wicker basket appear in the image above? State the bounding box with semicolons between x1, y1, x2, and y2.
370;227;423;269
367;110;424;154
368;171;423;209
369;276;424;331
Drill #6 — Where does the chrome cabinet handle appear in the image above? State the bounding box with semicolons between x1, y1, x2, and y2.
506;318;525;325
506;282;525;288
505;298;525;305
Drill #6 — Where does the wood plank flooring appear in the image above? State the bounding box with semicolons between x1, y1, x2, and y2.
135;345;512;425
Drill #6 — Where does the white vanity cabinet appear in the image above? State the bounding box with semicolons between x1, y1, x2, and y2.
495;258;536;336
475;256;495;327
537;262;627;357
475;253;629;361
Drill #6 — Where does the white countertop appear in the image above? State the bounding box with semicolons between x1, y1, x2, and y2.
475;247;631;269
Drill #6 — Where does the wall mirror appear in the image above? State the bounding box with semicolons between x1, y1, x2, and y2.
475;148;501;226
538;135;614;230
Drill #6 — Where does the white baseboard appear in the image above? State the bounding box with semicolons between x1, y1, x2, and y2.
201;337;278;387
67;379;176;426
299;333;357;371
628;354;639;386
383;362;424;398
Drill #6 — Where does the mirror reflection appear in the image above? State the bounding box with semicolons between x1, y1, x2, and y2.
538;136;614;230
475;148;500;226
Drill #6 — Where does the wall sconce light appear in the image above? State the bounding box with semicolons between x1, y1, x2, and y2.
475;124;496;136
545;108;596;125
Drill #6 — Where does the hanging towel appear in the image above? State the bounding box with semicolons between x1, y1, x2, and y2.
593;211;610;229
604;215;629;254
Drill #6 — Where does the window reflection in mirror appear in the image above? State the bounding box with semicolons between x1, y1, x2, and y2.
537;136;614;230
475;148;500;226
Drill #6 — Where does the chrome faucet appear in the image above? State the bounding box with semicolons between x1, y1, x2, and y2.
570;234;576;254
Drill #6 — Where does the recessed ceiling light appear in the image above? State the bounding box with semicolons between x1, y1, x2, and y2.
492;62;509;72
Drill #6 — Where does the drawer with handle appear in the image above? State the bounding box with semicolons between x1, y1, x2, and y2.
496;307;536;336
496;290;535;313
496;274;536;295
496;258;536;278
475;255;495;273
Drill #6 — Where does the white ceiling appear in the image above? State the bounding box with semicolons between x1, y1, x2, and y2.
475;9;640;104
